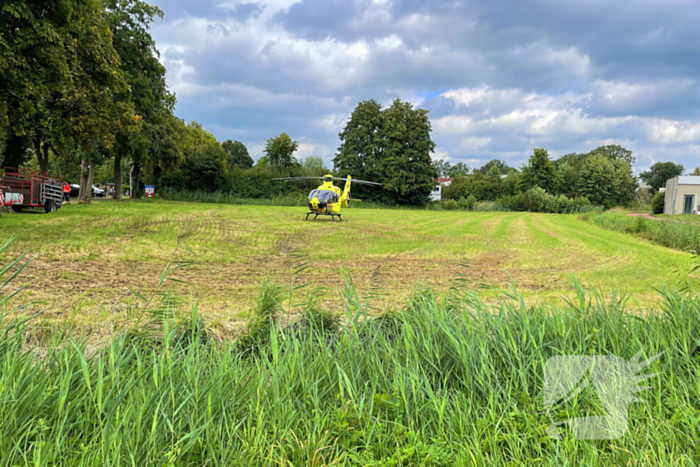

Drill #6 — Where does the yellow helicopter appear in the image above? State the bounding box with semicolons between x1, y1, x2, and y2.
272;174;380;221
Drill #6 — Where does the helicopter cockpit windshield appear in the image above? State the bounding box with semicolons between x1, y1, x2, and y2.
308;190;339;203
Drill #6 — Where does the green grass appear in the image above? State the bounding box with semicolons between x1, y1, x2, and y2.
580;211;700;254
2;262;699;465
656;213;700;224
0;199;696;334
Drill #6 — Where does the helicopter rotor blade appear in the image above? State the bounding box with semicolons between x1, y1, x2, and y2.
329;177;381;186
271;176;381;186
271;177;327;182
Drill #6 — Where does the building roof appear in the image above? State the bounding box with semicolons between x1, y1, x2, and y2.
677;176;700;185
438;177;452;183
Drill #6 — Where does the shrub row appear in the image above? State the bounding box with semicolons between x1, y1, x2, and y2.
441;188;599;214
159;186;602;215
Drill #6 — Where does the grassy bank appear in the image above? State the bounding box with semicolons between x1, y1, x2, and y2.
656;213;700;224
2;268;699;465
579;210;700;254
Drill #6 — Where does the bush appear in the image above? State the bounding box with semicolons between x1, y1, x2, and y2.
652;191;665;214
522;187;547;212
625;215;648;234
458;195;476;211
160;156;229;192
442;199;459;211
498;189;593;214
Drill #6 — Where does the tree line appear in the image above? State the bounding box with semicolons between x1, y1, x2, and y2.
1;0;196;202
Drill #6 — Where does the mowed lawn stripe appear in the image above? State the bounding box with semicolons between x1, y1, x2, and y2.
0;200;694;332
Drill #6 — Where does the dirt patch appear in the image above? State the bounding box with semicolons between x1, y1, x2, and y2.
6;246;567;337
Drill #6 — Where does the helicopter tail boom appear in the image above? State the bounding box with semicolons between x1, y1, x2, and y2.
341;176;352;207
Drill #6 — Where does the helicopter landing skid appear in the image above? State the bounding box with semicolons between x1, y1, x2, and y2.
305;212;344;222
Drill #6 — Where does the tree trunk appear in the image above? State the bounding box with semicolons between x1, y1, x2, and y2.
85;164;95;205
40;144;50;173
79;159;89;203
114;153;122;201
132;163;141;198
34;136;44;172
1;133;27;168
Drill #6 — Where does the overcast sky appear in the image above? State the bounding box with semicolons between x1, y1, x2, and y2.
149;0;700;173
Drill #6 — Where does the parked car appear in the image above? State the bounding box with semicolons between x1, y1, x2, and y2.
69;184;106;197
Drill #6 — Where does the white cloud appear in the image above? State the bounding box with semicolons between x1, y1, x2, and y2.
433;115;477;134
458;136;492;150
435;86;636;138
295;142;331;159
542;46;591;76
315;113;349;133
648;119;700;144
431;150;449;161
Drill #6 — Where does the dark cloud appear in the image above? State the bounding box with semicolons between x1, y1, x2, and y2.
272;0;371;41
230;3;263;22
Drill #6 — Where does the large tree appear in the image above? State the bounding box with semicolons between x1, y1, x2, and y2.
0;1;70;167
159;120;229;191
0;0;134;176
222;140;253;169
446;162;470;178
433;159;451;177
577;154;637;208
518;148;560;194
589;145;635;165
640;162;685;192
263;133;298;172
334;98;437;205
333;99;383;185
478;159;511;175
301;156;326;173
104;0;176;200
377;99;437;204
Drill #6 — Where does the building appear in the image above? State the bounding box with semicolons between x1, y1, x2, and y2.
664;176;700;215
430;177;452;201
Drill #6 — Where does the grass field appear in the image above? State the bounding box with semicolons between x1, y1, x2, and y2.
3;201;700;465
1;199;695;336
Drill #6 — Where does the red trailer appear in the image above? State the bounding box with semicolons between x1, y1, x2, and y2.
1;168;64;213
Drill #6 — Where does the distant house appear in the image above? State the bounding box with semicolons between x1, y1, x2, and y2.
430;177;452;201
664;176;700;215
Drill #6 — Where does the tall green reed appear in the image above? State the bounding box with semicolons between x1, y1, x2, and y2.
580;211;700;254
